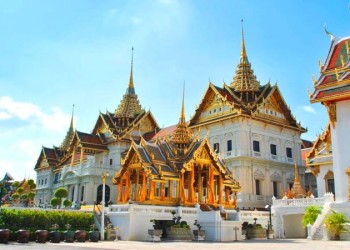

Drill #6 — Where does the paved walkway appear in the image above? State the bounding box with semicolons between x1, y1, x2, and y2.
0;239;349;250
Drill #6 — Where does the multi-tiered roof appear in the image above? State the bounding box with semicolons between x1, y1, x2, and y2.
309;34;350;128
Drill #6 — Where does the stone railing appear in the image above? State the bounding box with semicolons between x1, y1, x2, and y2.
108;204;198;216
272;193;335;208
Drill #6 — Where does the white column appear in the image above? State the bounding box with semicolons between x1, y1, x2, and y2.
73;184;79;204
332;100;350;202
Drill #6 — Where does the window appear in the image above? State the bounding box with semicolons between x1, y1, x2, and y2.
45;179;47;184
270;144;277;155
227;140;232;152
286;147;292;158
255;179;261;195
273;181;278;197
53;173;59;184
213;143;220;153
253;141;260;152
81;186;84;202
109;159;113;165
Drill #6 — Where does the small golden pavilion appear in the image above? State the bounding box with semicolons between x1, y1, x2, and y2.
113;90;241;209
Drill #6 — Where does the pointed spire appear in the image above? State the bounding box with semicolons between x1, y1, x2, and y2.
294;159;300;183
171;82;192;150
69;104;75;131
240;19;248;63
231;19;260;93
60;104;76;151
180;81;186;125
127;47;135;95
114;47;142;120
291;155;305;198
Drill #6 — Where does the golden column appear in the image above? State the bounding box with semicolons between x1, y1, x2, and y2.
101;171;109;241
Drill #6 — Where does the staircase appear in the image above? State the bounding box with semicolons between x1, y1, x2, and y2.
310;203;331;240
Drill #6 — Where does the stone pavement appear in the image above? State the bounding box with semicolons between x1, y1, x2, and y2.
0;239;349;250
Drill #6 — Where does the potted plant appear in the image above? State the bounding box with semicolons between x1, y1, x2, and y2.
148;219;162;242
0;229;10;244
35;229;49;243
75;229;87;242
50;223;61;243
89;224;99;242
166;210;191;241
324;210;349;240
193;220;205;241
64;224;75;243
16;229;30;243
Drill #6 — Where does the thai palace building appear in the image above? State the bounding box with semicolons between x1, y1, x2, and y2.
34;50;159;208
33;25;310;240
187;25;306;210
272;32;350;241
107;90;242;241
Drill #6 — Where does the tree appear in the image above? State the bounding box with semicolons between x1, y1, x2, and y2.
50;197;60;208
63;199;72;208
324;210;349;240
302;205;322;226
10;179;37;207
54;188;68;208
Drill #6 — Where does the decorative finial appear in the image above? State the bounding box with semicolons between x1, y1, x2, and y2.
324;23;334;41
180;81;186;125
312;75;317;86
70;104;75;130
128;47;135;92
240;19;247;61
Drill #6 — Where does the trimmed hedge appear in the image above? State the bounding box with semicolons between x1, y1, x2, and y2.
0;208;94;232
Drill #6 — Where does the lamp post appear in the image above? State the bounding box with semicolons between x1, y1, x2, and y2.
265;204;272;239
101;172;109;241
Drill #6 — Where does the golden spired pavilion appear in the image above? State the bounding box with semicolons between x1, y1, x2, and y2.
113;87;241;208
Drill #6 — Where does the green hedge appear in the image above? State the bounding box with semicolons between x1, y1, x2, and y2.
0;208;94;232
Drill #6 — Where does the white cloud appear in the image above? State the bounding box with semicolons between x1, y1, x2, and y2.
0;111;12;120
301;105;316;114
0;96;71;133
0;96;72;180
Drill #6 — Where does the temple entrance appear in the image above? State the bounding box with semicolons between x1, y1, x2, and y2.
283;214;306;238
97;184;110;206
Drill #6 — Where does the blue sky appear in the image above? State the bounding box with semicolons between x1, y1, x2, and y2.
1;0;349;180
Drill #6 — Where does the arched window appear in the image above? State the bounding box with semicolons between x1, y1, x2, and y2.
324;171;335;195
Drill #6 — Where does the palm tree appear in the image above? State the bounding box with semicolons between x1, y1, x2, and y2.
302;205;322;226
324;210;349;240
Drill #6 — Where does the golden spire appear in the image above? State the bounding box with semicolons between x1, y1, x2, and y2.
69;104;74;131
114;47;142;119
231;19;260;93
171;82;192;150
128;47;135;95
240;19;248;63
291;156;305;198
60;104;75;150
180;81;186;126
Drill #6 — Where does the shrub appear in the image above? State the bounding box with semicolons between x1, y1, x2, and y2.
302;205;322;226
0;208;94;232
324;210;349;240
63;200;72;208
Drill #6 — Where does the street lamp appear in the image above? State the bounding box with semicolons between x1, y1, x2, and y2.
265;204;272;230
101;172;109;241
